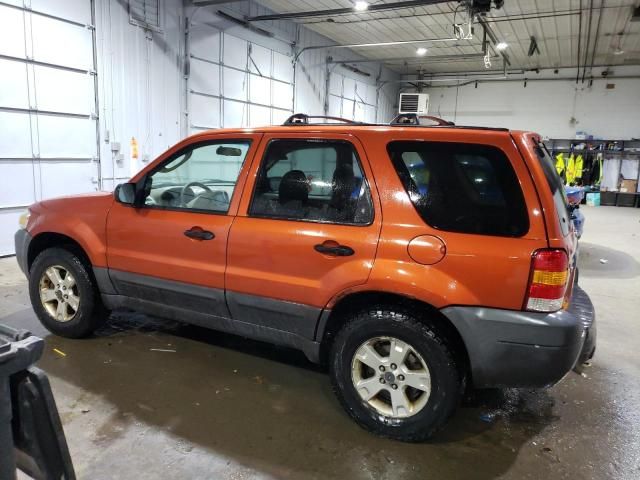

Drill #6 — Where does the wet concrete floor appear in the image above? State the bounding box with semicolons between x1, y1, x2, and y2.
1;205;639;479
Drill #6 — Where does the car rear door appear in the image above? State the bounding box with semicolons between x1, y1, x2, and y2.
106;132;261;318
225;132;382;339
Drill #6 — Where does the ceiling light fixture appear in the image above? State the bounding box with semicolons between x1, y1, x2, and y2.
416;47;428;56
354;1;369;12
496;42;508;51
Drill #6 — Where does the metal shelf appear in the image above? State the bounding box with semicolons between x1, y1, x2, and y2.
546;138;640;192
552;149;640;155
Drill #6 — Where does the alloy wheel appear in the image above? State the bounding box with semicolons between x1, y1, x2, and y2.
39;265;80;322
351;336;431;418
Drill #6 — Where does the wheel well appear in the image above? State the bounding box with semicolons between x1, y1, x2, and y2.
28;233;92;273
319;291;471;379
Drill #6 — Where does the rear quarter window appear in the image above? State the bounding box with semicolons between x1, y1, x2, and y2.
533;142;571;237
387;141;529;237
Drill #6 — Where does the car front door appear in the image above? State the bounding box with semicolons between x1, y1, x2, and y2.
106;133;261;318
225;133;382;340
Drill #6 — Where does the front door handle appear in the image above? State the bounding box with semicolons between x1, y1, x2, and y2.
314;241;354;257
184;227;215;241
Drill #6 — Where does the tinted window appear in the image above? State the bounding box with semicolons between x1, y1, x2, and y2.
534;142;571;236
388;141;529;237
145;141;250;213
249;139;373;225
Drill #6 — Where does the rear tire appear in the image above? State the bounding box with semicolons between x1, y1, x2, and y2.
329;305;462;442
29;247;109;338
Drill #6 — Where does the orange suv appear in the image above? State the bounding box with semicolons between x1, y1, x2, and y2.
15;114;595;441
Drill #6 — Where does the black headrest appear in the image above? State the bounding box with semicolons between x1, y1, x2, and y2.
331;164;355;208
279;170;308;204
333;164;354;182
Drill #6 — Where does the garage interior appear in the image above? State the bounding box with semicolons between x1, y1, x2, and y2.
1;0;640;479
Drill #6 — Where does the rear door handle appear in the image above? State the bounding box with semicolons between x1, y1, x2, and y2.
184;227;215;241
314;242;354;257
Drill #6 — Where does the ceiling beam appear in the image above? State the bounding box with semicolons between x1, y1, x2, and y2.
476;16;511;66
293;36;465;63
246;0;454;22
190;0;245;5
329;53;491;64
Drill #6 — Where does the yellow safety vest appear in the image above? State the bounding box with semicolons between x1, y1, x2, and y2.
555;153;565;176
574;154;584;181
566;154;576;185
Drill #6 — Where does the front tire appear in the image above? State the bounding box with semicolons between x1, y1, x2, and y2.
29;247;108;338
329;305;462;442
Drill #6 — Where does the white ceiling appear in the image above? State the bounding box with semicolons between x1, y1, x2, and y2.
254;0;640;75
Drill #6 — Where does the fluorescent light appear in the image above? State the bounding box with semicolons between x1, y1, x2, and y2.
354;1;369;11
416;47;428;56
496;42;508;51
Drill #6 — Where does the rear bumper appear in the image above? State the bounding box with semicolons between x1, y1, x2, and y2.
441;286;596;388
14;229;31;277
572;285;596;364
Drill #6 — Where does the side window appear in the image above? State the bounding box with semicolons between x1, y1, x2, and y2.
144;141;251;213
534;143;571;236
249;139;373;225
388;141;529;237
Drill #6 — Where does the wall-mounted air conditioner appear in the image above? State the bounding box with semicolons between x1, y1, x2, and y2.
398;93;429;114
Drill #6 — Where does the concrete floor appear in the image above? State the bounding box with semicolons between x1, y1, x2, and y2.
1;205;639;480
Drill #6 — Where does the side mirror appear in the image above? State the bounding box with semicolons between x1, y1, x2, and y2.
114;183;137;205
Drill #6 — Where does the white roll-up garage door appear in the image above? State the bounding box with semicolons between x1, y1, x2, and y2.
0;0;99;255
328;70;378;123
187;23;294;134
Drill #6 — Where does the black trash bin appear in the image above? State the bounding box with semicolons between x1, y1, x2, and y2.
0;324;75;480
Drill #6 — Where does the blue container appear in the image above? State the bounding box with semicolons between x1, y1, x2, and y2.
565;186;585;205
586;192;600;206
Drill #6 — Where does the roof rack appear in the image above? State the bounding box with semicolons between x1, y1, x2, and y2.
390;113;455;126
283;113;366;126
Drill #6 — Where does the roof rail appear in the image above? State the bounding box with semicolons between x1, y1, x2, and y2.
283;113;365;125
390;113;455;126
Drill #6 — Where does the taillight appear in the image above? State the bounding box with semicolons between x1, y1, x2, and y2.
525;249;569;312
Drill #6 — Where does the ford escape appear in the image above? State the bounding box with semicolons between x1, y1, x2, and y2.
15;114;596;442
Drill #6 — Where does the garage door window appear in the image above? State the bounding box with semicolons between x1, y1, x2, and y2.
144;141;251;213
249;139;373;225
388;141;529;237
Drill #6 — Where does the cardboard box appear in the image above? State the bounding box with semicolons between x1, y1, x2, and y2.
620;179;638;193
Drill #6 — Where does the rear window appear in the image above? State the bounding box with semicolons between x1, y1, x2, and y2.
387;141;529;237
533;142;571;236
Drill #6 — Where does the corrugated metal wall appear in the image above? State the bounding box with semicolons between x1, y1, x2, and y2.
95;0;184;192
95;0;399;192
